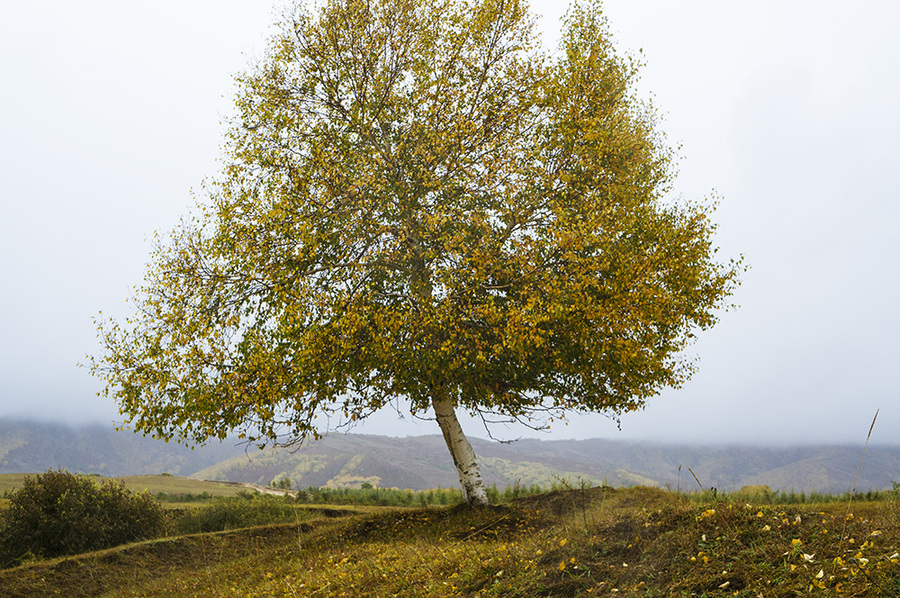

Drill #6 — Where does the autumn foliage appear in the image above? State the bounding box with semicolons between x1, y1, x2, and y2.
91;0;740;503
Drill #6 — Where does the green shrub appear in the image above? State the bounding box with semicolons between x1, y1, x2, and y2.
0;469;167;568
174;494;300;534
154;491;213;503
300;485;465;506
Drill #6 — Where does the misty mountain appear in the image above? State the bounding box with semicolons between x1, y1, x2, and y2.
0;419;245;477
1;419;898;493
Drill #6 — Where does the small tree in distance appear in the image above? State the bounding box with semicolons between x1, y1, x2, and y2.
91;0;741;506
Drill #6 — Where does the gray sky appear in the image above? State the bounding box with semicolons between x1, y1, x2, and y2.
1;1;897;446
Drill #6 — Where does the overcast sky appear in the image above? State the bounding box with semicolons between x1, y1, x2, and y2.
1;1;897;446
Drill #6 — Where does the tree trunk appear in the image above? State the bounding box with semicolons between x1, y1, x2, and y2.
432;395;489;506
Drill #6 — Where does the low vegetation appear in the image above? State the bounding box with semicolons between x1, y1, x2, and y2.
172;493;320;535
0;471;357;565
2;476;900;596
297;481;549;507
115;474;253;499
0;469;167;568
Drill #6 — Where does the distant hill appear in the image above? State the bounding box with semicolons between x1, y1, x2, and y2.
0;419;244;477
2;419;898;493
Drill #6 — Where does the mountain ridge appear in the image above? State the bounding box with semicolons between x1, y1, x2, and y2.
1;418;898;493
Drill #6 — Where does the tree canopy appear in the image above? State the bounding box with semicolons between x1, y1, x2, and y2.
91;0;741;505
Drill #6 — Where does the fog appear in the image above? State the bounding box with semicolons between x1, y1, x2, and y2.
1;1;897;446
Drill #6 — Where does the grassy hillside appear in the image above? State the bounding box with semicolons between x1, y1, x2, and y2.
1;487;899;597
0;474;30;498
0;473;254;502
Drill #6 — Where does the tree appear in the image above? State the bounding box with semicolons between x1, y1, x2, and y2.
91;0;740;506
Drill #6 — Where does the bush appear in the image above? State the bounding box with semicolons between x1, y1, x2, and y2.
0;469;168;567
174;494;301;534
154;491;213;503
300;485;465;507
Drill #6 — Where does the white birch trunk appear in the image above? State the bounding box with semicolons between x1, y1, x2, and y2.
432;395;489;506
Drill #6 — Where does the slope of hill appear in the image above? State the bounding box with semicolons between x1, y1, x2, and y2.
2;419;898;493
192;434;619;491
194;434;900;493
3;487;900;597
0;419;245;477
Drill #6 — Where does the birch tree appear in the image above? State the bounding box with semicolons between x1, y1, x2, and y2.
91;0;741;506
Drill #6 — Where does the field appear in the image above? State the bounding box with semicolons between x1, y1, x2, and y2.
2;482;900;597
0;473;254;500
